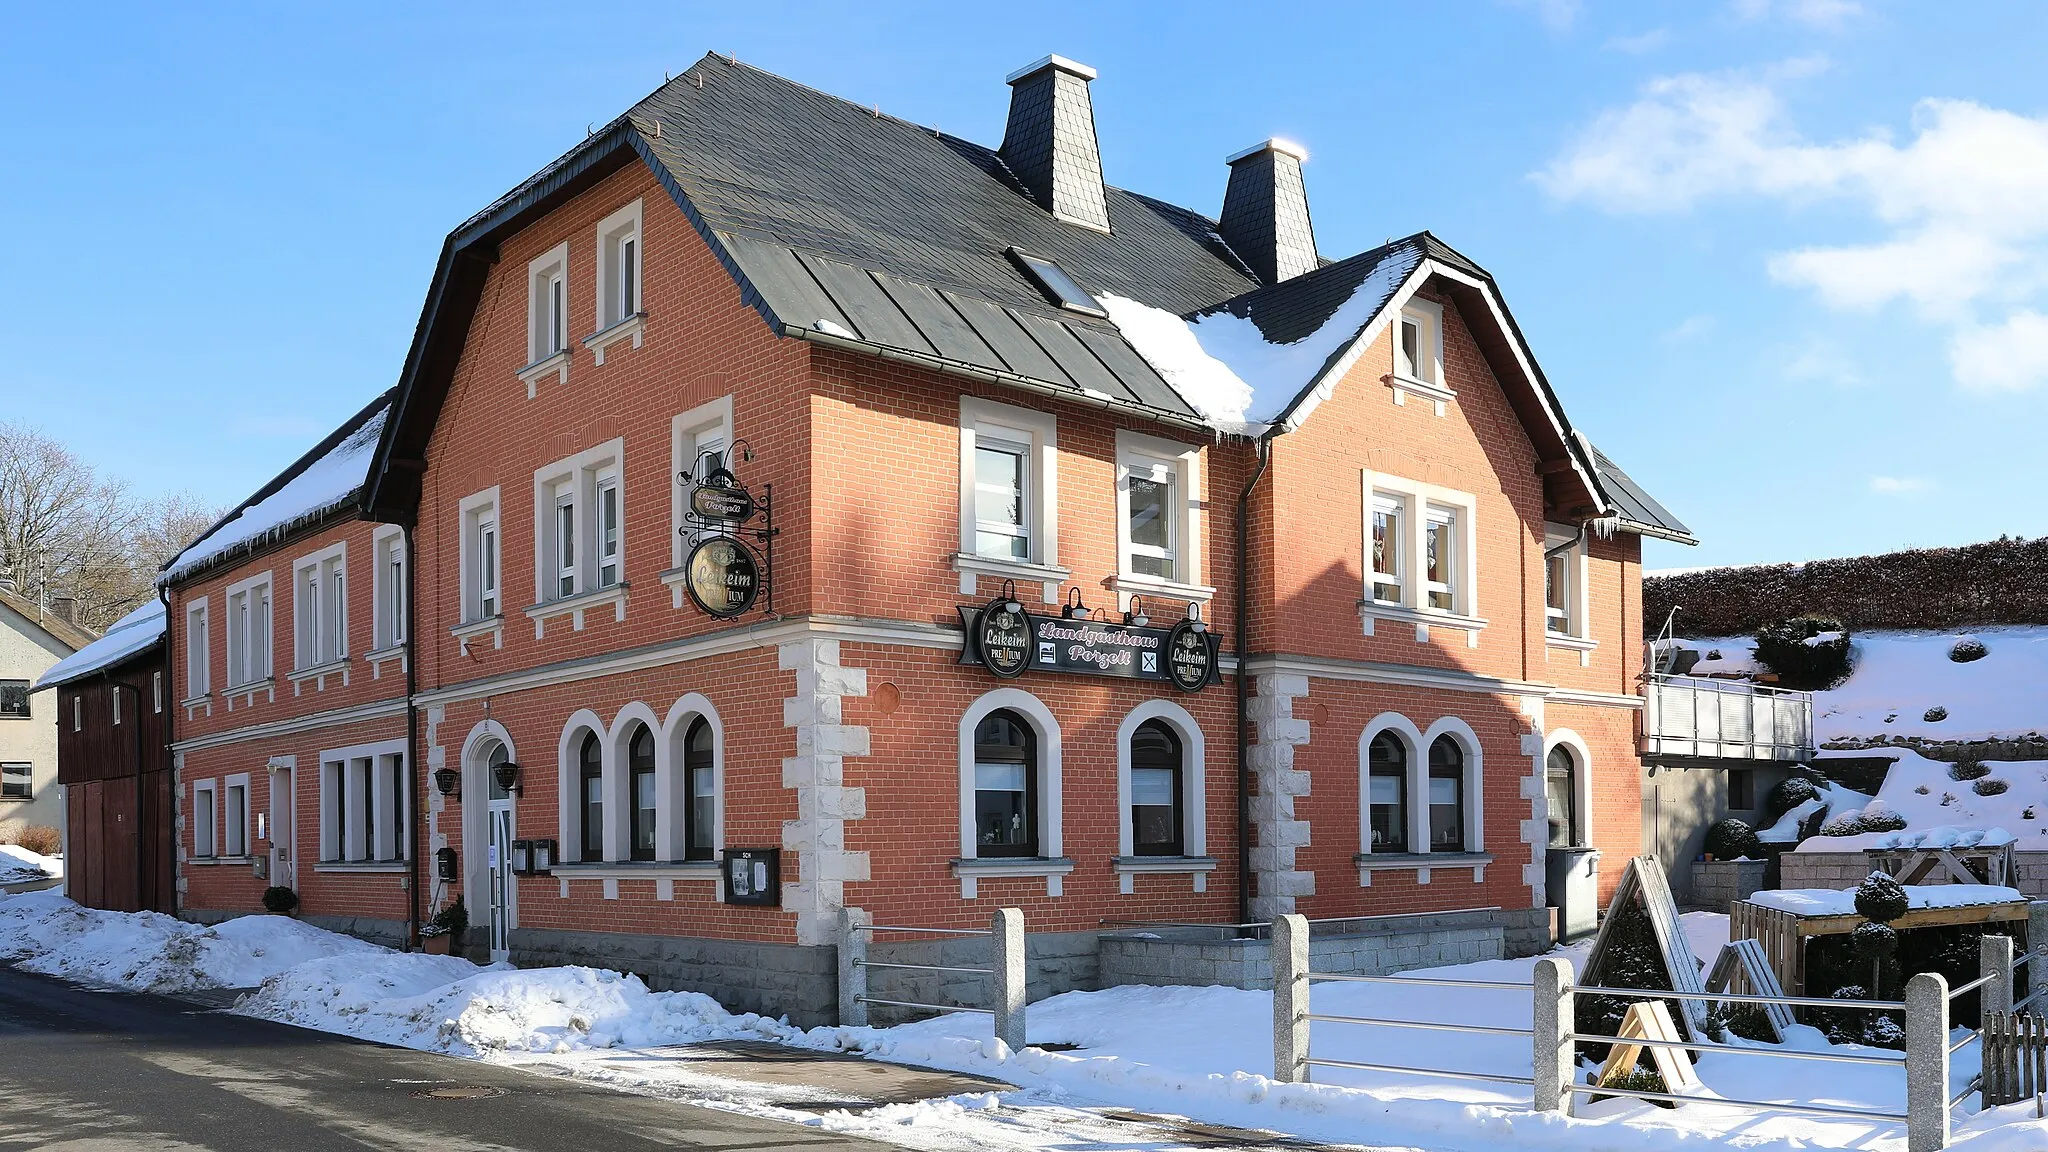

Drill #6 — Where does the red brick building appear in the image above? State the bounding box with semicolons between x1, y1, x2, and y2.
162;53;1693;1022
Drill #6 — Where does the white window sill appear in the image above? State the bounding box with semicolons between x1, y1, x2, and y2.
450;614;504;655
285;658;350;684
516;349;570;397
952;855;1075;899
313;861;409;873
1358;601;1488;647
1353;851;1492;887
364;643;407;663
523;582;628;637
582;312;646;365
1112;854;1217;894
1385;372;1456;407
1545;632;1597;651
952;552;1070;602
550;861;720;880
179;694;212;710
224;678;276;694
190;855;256;867
1106;572;1217;606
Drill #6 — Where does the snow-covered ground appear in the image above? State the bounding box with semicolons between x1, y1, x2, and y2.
0;889;2042;1150
1798;748;2048;851
0;845;61;885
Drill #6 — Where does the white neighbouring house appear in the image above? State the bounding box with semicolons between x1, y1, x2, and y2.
0;590;93;833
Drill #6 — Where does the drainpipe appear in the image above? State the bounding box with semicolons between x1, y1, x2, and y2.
159;583;175;915
403;521;421;951
1235;430;1278;930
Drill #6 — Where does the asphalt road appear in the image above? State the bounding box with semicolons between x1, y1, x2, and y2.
0;965;892;1152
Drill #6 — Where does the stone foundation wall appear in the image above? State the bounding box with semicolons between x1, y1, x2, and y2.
1691;859;1770;912
508;927;839;1027
1097;908;1534;991
860;930;1099;1025
1779;850;2048;901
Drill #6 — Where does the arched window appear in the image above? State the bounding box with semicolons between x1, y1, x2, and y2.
578;731;604;861
1428;735;1465;852
1546;744;1580;848
973;710;1037;858
1368;732;1408;853
683;717;715;862
627;724;656;861
1130;720;1183;857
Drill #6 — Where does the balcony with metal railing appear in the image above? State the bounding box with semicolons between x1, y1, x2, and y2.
1642;672;1814;762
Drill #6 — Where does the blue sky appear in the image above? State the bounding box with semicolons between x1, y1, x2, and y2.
6;1;2045;571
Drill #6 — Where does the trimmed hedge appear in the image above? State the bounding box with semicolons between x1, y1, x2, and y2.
1645;535;2048;637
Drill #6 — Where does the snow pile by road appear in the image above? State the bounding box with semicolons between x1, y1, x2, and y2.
0;845;61;884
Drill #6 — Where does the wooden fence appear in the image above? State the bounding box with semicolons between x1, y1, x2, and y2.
1981;1011;2048;1107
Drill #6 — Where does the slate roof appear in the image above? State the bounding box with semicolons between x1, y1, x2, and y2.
367;52;1686;542
1590;442;1694;542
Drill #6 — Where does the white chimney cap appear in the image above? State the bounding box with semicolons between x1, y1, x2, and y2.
1225;137;1310;165
1006;55;1099;84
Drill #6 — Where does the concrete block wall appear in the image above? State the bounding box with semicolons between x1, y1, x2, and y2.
1782;850;2048;900
860;929;1099;1025
1691;859;1769;911
509;926;838;1027
1098;908;1526;990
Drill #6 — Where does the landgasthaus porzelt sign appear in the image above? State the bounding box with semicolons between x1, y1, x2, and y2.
958;590;1220;692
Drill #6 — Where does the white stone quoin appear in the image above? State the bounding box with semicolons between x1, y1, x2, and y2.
779;638;871;946
1247;673;1313;920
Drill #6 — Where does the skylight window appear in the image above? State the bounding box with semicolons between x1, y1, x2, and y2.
1007;248;1107;317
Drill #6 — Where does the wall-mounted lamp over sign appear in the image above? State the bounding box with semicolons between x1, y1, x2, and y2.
1062;587;1089;619
1123;596;1150;629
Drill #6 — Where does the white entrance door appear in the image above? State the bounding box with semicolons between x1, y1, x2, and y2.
487;799;514;961
269;767;295;889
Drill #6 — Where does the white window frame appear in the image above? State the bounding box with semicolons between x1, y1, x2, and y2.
530;439;627;633
667;396;734;587
192;780;218;858
954;397;1065;603
224;571;275;689
1110;431;1211;609
371;525;407;654
1388;297;1453;412
954;687;1069;898
318;738;407;866
223;772;251;858
587;199;647;364
0;762;31;801
519;241;571;394
291;541;348;673
111;685;121;727
1544;524;1599;662
458;486;502;625
1424;502;1459;612
70;696;80;732
1544;729;1596;853
152;670;163;713
1355;713;1488;885
1112;700;1213;893
1358;472;1483;645
1369;492;1404;606
185;598;210;698
595;468;621;590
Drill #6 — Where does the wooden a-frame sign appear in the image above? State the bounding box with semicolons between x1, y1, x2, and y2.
1706;938;1796;1042
1596;1000;1702;1091
1581;856;1710;1034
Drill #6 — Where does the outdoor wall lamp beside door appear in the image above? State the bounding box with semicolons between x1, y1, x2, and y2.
492;761;523;796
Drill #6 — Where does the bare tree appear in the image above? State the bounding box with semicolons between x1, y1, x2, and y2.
0;423;225;633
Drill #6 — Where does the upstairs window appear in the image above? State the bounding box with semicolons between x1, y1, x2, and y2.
596;200;644;329
373;529;407;651
1367;732;1408;853
292;545;347;670
974;436;1030;560
551;481;578;599
527;242;570;365
1393;299;1443;387
673;398;732;569
1360;474;1478;626
185;600;210;697
958;398;1058;581
1424;504;1458;611
1544;526;1587;641
973;710;1039;859
460;489;501;622
1007;248;1106;317
534;441;625;605
1115;432;1202;589
0;680;27;720
225;574;273;688
1369;494;1403;605
597;473;621;589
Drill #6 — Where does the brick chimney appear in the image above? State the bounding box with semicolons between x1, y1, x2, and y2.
1219;139;1318;284
1000;55;1111;233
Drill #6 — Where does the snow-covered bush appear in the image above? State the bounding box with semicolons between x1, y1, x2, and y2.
1975;777;2011;796
1855;872;1911;924
1923;705;1949;723
1753;616;1852;690
1704;818;1763;860
1820;813;1865;837
1858;807;1908;833
1766;776;1820;818
1852;920;1898;962
1949;636;1988;663
1948;759;1990;781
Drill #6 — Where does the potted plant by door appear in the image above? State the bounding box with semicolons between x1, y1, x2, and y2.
419;897;467;956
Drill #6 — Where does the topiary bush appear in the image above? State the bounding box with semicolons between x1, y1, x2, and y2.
1852;920;1898;962
1767;776;1820;818
1923;706;1949;723
1704;818;1764;860
1950;636;1988;663
1858;807;1907;833
261;886;299;914
1753;616;1852;690
1974;777;2010;796
1948;759;1990;781
1820;813;1864;838
1855;872;1911;924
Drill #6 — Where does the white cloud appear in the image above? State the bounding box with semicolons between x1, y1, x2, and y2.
1539;68;2048;390
1604;29;1671;54
1949;311;2048;393
1733;0;1864;29
1780;338;1862;387
1869;475;1932;494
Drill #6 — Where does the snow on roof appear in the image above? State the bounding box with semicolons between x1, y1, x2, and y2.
162;400;387;583
1100;245;1423;433
33;599;166;690
1748;883;2023;916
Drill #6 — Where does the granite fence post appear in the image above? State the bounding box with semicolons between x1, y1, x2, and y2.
2029;902;2048;1007
1273;913;1310;1084
1532;956;1574;1114
838;906;869;1027
1905;970;1951;1152
1983;933;2015;1019
991;907;1026;1052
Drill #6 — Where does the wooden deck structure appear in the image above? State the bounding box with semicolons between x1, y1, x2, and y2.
1869;843;2014;888
1730;896;2032;996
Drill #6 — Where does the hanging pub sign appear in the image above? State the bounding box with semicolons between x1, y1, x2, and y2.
958;605;1220;691
684;536;761;618
689;470;757;523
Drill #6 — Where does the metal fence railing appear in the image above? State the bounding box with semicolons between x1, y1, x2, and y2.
838;907;1025;1049
1642;673;1814;761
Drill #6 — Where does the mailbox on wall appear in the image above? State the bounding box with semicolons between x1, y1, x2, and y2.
435;847;458;882
722;849;780;907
